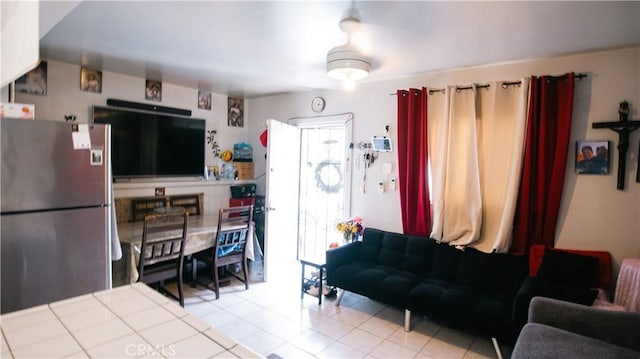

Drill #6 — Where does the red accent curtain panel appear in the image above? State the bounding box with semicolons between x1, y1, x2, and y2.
396;88;432;236
511;73;575;254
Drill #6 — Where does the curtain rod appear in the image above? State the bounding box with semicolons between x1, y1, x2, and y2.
390;73;588;95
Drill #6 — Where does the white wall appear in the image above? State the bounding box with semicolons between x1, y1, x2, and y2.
11;59;251;215
247;47;640;273
8;49;639;273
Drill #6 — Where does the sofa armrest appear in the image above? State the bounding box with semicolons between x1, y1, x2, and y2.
325;242;361;284
529;296;640;352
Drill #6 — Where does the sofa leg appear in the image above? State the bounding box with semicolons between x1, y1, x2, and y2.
404;309;411;332
335;289;346;306
491;337;503;359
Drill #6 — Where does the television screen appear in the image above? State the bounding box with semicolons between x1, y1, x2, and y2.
92;106;205;178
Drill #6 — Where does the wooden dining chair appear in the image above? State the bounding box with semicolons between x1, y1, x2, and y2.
169;194;201;216
137;212;189;307
193;205;253;299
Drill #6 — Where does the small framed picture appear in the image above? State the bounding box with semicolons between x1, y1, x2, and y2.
80;67;102;93
637;141;640;183
206;165;219;180
228;97;244;127
15;61;47;96
145;80;162;102
198;91;212;110
576;140;609;175
155;187;165;196
90;149;103;166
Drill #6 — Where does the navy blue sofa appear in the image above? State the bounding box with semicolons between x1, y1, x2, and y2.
325;228;529;342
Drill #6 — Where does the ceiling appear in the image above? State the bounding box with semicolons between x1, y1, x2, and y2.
39;1;640;99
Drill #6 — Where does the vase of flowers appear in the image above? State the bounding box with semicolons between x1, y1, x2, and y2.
336;216;364;244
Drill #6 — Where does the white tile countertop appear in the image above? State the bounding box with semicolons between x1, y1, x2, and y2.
0;283;263;358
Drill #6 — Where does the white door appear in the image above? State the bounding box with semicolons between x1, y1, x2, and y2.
264;119;300;281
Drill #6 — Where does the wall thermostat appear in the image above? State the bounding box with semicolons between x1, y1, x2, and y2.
372;137;392;152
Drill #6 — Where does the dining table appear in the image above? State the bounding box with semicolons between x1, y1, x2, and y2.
112;215;256;286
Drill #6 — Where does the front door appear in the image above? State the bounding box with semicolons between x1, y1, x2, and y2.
264;119;300;280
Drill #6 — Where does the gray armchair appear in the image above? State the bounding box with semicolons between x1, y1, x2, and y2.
512;296;640;359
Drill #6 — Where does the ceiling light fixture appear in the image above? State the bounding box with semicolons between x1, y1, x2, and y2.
326;16;371;87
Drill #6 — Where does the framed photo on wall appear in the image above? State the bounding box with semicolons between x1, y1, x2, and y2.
637;141;640;183
198;91;212;110
80;67;102;93
228;97;244;127
576;140;610;175
15;61;47;96
145;80;162;102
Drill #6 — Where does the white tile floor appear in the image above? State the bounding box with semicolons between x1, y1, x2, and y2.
0;284;262;359
176;260;513;359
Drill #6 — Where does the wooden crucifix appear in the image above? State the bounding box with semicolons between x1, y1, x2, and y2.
592;101;640;190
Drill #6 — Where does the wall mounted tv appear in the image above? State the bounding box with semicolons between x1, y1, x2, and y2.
92;106;205;178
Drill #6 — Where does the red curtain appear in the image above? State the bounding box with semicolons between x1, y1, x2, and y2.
396;88;432;236
510;73;575;254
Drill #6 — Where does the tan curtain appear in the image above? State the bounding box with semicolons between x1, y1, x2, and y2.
429;80;529;252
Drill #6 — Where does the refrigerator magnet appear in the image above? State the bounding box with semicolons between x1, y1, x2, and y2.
90;149;103;166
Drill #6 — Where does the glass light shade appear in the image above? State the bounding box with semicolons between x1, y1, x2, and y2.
326;44;370;81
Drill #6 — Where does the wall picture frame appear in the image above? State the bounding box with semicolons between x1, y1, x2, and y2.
227;97;244;127
198;91;212;110
80;67;102;93
15;61;47;96
637;141;640;183
145;80;162;102
576;140;610;175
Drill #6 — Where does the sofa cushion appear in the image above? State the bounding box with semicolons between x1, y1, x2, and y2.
354;266;390;294
537;247;598;288
429;243;462;282
456;247;492;291
438;286;479;325
402;236;437;277
532;278;598;306
359;228;385;263
377;232;408;269
486;252;528;298
330;261;374;289
377;269;422;307
406;279;449;316
529;244;612;290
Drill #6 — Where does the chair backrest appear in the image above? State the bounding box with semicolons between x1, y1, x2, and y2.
215;205;253;264
131;197;168;222
529;244;613;290
138;212;189;280
169;194;201;216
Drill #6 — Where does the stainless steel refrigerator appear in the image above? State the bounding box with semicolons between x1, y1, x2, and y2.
1;118;112;314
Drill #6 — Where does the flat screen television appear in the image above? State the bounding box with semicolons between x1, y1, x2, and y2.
92;106;205;178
